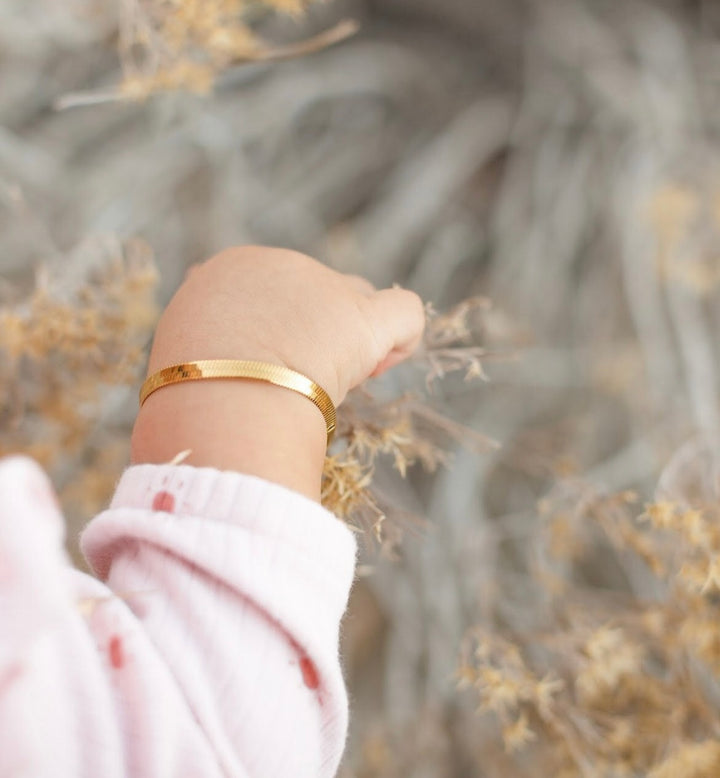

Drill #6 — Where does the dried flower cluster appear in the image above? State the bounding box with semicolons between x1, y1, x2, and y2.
120;0;295;97
458;478;720;777
0;239;159;525
321;297;498;554
58;0;357;106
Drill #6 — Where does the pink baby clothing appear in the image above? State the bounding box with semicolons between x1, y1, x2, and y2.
0;455;357;777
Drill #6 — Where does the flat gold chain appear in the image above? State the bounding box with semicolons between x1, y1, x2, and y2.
139;359;336;444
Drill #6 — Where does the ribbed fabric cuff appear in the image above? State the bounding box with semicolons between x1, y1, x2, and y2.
92;462;356;587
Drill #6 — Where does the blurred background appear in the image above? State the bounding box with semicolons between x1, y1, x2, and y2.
4;0;720;775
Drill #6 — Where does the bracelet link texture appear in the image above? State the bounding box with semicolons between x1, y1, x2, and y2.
139;359;336;445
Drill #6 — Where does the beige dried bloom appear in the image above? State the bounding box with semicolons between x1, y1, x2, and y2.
0;239;159;524
419;297;497;386
648;740;720;778
502;712;536;753
321;452;378;528
60;0;358;105
575;626;645;704
322;297;497;544
641;500;680;530
461;476;720;776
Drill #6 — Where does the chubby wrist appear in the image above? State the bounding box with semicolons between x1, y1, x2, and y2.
130;378;328;502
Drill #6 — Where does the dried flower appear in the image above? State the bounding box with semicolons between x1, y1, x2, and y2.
58;1;358;106
0;238;159;528
321;297;497;543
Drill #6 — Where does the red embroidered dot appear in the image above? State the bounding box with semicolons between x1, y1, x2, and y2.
299;656;319;690
152;491;175;512
0;663;24;695
109;635;124;669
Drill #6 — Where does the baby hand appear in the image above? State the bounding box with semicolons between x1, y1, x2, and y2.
132;247;426;501
146;246;426;405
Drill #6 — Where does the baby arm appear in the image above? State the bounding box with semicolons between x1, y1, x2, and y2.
79;247;425;776
130;246;425;501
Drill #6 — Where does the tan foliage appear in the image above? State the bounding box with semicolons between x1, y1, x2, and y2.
321;297;498;552
0;239;159;523
60;0;358;105
459;478;720;776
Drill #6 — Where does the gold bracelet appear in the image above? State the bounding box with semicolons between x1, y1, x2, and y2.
139;359;336;444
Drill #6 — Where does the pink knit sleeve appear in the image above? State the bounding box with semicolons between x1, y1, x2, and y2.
0;455;356;778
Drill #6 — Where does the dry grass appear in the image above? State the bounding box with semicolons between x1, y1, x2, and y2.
6;0;720;776
456;480;720;776
322;296;499;552
0;238;158;523
58;0;358;106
